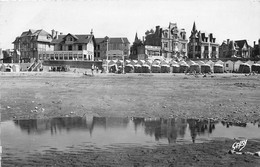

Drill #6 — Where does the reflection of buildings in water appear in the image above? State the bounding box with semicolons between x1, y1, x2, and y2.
14;117;91;135
221;121;247;128
91;117;129;129
13;117;131;136
187;119;218;143
143;118;188;143
132;117;145;132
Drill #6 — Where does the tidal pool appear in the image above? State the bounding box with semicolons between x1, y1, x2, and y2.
1;117;260;159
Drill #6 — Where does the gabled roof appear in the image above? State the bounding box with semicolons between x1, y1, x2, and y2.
14;29;52;43
51;34;95;44
235;40;248;49
95;37;130;44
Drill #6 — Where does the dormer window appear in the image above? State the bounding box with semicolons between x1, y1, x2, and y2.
164;32;168;38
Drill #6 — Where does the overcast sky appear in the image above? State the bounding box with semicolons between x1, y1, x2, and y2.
0;0;260;49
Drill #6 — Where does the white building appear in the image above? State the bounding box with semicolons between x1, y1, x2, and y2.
224;60;234;72
39;33;95;61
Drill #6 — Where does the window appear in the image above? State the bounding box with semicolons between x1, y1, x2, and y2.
97;52;100;57
97;45;100;50
204;46;209;51
60;45;63;50
78;45;82;50
68;45;72;51
164;43;168;48
226;64;229;67
164;32;168;38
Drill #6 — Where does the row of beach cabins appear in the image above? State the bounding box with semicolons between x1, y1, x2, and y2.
104;59;260;74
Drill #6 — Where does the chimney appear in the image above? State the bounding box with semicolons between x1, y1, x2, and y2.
55;31;58;39
142;36;145;43
60;32;63;35
51;29;55;39
227;39;230;44
156;26;160;35
90;29;93;35
254;41;256;47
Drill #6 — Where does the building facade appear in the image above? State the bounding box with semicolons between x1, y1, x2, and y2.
129;33;144;60
94;37;130;60
145;22;188;60
39;32;95;61
12;29;54;63
252;39;260;58
188;22;219;59
219;39;252;59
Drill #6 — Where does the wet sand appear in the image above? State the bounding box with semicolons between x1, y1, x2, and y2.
1;72;260;166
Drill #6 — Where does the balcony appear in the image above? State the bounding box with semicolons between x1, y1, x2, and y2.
38;50;94;61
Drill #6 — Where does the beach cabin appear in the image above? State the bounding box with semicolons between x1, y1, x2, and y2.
134;64;142;73
125;60;131;65
170;60;178;66
116;60;123;67
234;60;243;72
201;64;211;73
179;61;189;73
108;60;117;73
137;60;145;66
224;60;234;72
238;63;251;73
12;64;20;72
171;64;180;73
195;60;205;66
152;60;161;66
215;60;224;66
213;64;224;73
252;63;260;73
151;64;161;73
141;64;151;73
245;60;254;66
129;60;137;66
189;63;200;73
125;64;134;73
186;60;196;66
5;64;13;72
161;64;170;73
206;60;214;72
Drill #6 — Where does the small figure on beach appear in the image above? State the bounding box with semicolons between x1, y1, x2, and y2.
91;64;94;75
